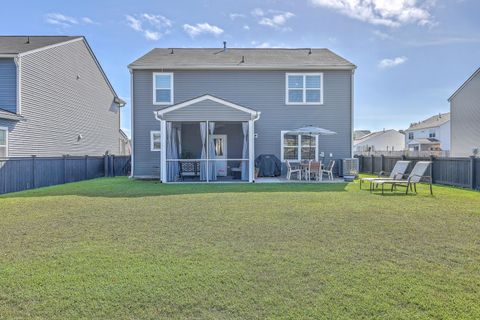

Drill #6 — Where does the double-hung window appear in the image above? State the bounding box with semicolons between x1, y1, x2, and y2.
429;129;436;138
408;132;414;140
151;131;161;151
286;73;323;104
281;131;318;162
0;127;7;157
153;73;173;105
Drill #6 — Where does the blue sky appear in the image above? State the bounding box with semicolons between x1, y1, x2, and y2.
1;0;479;136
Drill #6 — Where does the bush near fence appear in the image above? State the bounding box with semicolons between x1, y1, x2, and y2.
356;155;479;190
0;155;130;195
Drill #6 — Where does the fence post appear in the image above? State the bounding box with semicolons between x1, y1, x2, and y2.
470;156;476;190
112;154;115;177
381;154;385;173
104;155;108;177
85;155;88;180
371;154;375;174
429;155;435;183
63;155;67;183
32;155;36;189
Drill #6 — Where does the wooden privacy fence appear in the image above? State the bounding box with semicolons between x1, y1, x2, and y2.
356;155;479;190
0;155;131;195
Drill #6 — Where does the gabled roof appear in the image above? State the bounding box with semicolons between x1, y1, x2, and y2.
406;113;450;131
129;48;356;70
0;36;124;105
353;129;403;145
448;67;480;102
0;36;82;55
154;94;260;118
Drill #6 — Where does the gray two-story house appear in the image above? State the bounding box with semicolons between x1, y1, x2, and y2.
129;47;355;182
0;36;127;158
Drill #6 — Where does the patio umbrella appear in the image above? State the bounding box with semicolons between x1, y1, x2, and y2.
287;126;337;161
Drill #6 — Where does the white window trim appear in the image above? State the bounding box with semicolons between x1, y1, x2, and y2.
153;72;174;105
280;130;319;162
150;130;161;152
285;73;324;105
0;126;8;157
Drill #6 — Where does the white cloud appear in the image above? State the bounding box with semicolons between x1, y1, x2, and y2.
229;13;246;20
309;0;436;27
258;11;295;30
126;15;142;31
125;13;172;41
372;29;392;40
44;13;78;27
243;25;250;30
251;8;265;17
183;23;224;37
81;17;98;25
378;56;408;68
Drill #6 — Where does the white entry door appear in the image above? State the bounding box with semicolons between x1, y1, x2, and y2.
210;134;228;176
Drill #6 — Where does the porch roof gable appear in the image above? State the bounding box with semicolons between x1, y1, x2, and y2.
154;94;260;119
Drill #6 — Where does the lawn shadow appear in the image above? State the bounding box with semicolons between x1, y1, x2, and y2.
1;177;349;199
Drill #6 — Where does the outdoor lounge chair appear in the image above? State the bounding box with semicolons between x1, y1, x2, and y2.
374;161;433;195
359;160;411;191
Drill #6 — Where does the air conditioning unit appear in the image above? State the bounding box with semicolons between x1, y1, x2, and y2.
342;158;359;181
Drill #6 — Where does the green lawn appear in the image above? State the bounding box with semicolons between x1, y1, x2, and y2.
0;178;479;319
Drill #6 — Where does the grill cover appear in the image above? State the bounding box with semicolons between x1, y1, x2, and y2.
255;154;282;177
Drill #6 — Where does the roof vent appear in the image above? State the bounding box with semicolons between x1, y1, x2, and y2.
25;36;30;44
241;55;245;63
223;41;227;51
308;48;312;55
170;48;174;54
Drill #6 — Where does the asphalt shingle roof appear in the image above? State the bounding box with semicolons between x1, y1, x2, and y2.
129;48;356;70
0;36;81;54
406;113;450;131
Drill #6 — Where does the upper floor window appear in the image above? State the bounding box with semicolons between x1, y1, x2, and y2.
429;129;436;138
0;127;7;157
153;73;173;105
151;131;161;151
408;132;414;140
286;73;323;105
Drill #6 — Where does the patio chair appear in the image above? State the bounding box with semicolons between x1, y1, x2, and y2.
306;161;323;181
375;161;433;195
286;160;301;180
322;160;335;181
359;160;411;191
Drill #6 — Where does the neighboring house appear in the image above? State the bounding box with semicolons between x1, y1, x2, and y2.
353;129;405;154
354;130;371;140
119;129;132;155
405;113;450;152
0;36;125;158
448;68;480;157
128;46;355;182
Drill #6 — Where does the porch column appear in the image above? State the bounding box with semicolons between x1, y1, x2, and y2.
160;120;167;182
248;120;254;182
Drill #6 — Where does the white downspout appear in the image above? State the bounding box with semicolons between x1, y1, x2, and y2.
154;111;166;182
249;112;261;182
14;56;21;115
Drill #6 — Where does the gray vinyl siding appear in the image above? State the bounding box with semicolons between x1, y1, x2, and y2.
132;69;352;177
450;72;480;157
0;58;17;113
6;39;120;157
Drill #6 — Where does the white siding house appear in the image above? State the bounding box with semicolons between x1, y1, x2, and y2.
353;129;405;154
405;113;450;152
